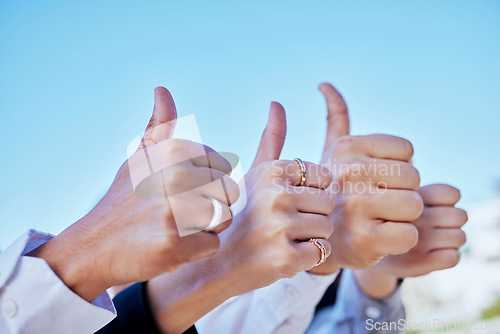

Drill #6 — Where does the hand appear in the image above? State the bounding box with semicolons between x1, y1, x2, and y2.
147;102;336;333
28;87;240;301
309;83;423;274
216;102;336;295
354;184;467;298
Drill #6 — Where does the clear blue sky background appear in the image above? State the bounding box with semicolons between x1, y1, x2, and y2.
1;0;499;249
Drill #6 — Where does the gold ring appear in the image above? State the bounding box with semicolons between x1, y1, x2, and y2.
294;158;307;186
308;238;327;266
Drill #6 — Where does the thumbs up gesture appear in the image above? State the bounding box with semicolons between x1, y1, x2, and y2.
309;83;424;274
29;87;240;302
203;102;337;296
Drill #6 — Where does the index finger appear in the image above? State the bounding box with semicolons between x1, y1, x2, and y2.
418;184;461;206
349;134;415;162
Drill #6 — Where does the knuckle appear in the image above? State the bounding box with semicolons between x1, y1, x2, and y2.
150;138;169;152
263;160;285;178
402;252;418;267
352;226;374;249
156;233;178;256
272;159;287;171
318;165;334;188
342;194;364;213
337;159;365;182
359;247;383;267
164;139;185;156
266;189;292;212
333;135;356;156
279;194;294;212
165;165;189;189
147;197;171;218
262;216;283;238
253;163;268;182
365;232;386;259
269;213;287;229
335;165;351;183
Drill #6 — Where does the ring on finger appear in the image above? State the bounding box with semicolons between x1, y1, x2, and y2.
204;198;223;232
308;238;327;266
294;158;307;187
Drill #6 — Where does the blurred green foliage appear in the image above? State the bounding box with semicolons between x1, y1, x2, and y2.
481;297;500;320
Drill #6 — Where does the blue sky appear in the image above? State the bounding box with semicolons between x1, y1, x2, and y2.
1;0;499;249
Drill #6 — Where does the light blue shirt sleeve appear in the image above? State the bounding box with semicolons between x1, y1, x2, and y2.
307;269;405;334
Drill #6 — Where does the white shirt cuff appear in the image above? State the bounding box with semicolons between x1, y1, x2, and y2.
0;230;116;334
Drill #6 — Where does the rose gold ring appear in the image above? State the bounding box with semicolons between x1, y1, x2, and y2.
308;238;327;266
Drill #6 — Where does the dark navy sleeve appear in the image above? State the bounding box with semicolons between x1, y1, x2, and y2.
95;282;198;334
95;282;161;334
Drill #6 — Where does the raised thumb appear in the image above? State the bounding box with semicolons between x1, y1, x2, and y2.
250;101;287;169
319;82;350;152
137;86;177;151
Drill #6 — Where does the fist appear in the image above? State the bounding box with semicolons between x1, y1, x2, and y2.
206;103;337;297
309;83;423;274
129;138;239;235
98;137;240;286
371;184;467;278
322;134;422;270
218;159;336;295
29;87;240;301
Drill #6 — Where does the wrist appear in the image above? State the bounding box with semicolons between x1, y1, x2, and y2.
27;222;110;302
148;258;235;333
354;267;398;299
192;254;241;298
